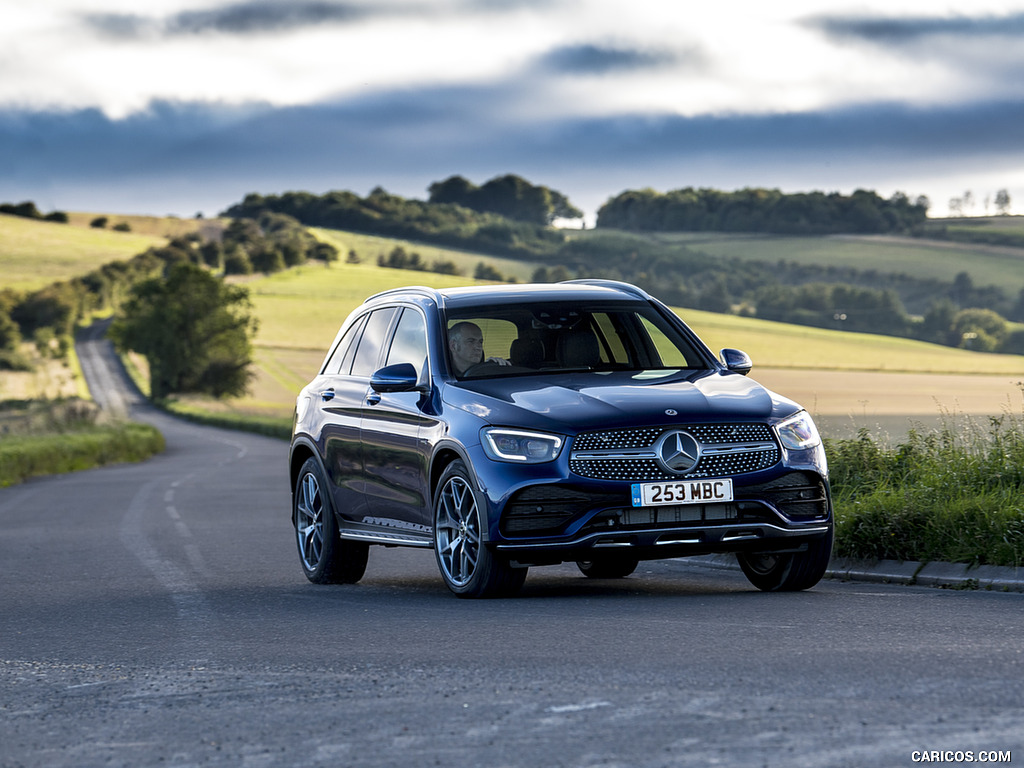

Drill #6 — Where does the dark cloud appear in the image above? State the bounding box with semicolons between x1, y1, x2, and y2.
80;0;555;40
83;1;379;39
3;89;1024;216
809;12;1024;45
536;43;683;75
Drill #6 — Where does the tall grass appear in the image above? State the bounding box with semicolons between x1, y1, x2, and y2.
829;403;1024;567
0;398;165;487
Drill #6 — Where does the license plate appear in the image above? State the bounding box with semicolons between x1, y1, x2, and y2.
631;478;733;507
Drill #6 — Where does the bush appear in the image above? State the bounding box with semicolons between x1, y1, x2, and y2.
223;246;254;275
829;412;1024;567
0;423;165;487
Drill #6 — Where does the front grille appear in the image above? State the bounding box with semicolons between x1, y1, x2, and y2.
570;423;780;482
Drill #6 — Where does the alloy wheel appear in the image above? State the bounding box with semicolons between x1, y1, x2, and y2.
295;471;324;571
435;475;481;588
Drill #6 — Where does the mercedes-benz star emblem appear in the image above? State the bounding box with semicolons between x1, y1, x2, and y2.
655;430;700;474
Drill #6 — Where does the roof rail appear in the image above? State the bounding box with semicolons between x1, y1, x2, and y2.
363;285;444;305
559;279;650;300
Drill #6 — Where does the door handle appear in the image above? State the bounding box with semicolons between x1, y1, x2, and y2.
319;388;335;402
366;392;381;406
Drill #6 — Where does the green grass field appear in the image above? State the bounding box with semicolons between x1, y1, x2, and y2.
176;258;1019;429
573;225;1024;293
3;213;1022;430
311;227;539;282
0;213;169;291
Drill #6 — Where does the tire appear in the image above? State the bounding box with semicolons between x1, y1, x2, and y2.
433;460;527;598
737;525;834;592
293;457;369;584
576;556;639;579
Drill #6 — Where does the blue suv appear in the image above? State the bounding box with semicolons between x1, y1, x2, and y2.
288;280;833;597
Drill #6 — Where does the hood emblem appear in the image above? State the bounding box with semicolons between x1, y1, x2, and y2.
665;409;678;416
655;430;700;474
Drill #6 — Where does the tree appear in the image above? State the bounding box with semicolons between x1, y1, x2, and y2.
995;189;1012;215
110;264;257;400
951;308;1007;352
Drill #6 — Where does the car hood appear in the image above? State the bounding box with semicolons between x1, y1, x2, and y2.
443;369;801;433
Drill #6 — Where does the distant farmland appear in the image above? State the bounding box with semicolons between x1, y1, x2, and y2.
0;213;166;291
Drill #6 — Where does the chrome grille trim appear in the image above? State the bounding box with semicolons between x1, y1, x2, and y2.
570;424;780;481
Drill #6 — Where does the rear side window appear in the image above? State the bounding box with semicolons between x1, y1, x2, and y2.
322;314;367;375
350;308;398;377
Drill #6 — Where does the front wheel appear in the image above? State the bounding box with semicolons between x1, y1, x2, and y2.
433;460;527;598
737;526;833;592
294;457;368;584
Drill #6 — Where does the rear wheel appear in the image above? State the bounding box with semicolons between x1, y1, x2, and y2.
294;457;368;584
737;525;833;592
576;556;639;579
433;460;527;598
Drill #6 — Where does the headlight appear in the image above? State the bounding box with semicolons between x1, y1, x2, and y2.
481;428;564;463
775;411;822;450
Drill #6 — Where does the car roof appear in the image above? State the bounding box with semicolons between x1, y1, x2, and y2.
363;280;652;310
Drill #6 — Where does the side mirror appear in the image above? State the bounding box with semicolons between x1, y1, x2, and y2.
370;362;422;393
720;348;752;376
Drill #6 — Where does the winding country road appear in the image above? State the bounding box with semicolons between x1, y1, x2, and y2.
0;326;1021;767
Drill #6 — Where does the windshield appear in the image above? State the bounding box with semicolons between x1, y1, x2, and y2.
445;301;711;379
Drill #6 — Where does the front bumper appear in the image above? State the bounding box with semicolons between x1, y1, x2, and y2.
494;518;832;565
486;467;833;565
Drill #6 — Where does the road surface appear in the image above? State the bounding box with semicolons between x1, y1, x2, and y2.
0;326;1020;767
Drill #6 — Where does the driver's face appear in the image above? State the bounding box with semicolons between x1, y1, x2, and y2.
450;326;484;373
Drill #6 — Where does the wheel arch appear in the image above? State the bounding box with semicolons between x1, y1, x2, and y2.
429;442;473;497
288;437;323;516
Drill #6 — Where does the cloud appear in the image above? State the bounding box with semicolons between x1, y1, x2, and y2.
82;1;383;40
4;85;1024;219
809;11;1024;45
535;43;684;75
80;0;553;40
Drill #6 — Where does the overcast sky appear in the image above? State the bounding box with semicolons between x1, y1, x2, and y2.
3;0;1024;221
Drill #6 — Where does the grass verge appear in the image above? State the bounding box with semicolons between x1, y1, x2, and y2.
0;420;165;487
829;408;1024;568
164;400;292;441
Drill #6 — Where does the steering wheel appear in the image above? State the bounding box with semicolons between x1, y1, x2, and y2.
463;360;503;376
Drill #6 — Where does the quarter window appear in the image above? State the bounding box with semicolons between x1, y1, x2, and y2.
322;314;367;375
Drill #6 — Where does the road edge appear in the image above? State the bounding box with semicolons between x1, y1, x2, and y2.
687;554;1024;593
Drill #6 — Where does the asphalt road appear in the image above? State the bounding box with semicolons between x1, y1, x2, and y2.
0;331;1021;767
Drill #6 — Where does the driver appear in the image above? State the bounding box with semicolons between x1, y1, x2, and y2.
448;321;510;375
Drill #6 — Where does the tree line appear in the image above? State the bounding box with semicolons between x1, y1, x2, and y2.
1;200;69;224
224;185;567;260
427;174;583;225
595;187;930;235
221;180;1023;355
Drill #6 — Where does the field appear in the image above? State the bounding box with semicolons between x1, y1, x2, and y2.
3;215;1023;441
311;228;539;281
574;223;1024;293
0;213;170;292
181;254;1023;441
